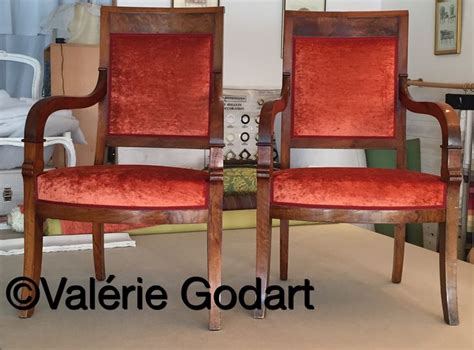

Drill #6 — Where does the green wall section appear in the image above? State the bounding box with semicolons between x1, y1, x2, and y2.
365;139;424;247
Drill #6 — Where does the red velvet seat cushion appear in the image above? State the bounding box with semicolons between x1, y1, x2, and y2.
272;168;446;210
37;165;208;209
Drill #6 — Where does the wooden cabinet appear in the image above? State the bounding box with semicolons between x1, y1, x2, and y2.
50;43;99;166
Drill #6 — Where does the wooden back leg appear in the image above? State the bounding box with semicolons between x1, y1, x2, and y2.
439;183;460;325
280;219;289;281
391;224;406;283
93;223;105;281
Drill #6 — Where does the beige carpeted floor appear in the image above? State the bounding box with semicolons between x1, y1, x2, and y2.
0;224;473;349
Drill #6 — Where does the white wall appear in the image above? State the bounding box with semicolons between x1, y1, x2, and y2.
221;0;283;88
327;0;381;11
118;0;169;6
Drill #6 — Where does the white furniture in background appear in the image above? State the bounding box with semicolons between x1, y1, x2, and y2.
0;50;77;164
0;134;76;169
0;51;76;224
0;50;42;99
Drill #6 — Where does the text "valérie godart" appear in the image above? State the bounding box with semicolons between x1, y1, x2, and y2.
6;276;315;311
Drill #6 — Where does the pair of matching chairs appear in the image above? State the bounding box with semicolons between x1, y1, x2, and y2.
20;7;461;330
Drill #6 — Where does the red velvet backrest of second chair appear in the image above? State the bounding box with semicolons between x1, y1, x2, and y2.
292;36;398;139
108;33;213;138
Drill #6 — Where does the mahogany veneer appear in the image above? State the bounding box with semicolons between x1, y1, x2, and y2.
20;6;225;330
255;11;462;325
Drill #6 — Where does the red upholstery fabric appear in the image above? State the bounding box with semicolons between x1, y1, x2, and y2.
292;36;397;138
59;221;145;235
108;33;212;137
37;165;209;209
272;168;446;209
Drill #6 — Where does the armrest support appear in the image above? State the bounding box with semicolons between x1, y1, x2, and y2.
208;71;224;183
22;67;107;175
209;147;224;183
257;73;290;177
399;74;462;182
209;71;224;148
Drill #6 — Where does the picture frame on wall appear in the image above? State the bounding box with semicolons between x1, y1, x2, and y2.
282;0;326;57
172;0;220;7
434;0;462;55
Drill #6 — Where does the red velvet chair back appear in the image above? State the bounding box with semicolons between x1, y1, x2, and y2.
108;33;212;138
98;7;223;151
281;11;408;160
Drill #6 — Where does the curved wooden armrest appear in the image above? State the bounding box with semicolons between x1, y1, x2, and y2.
399;74;462;181
22;67;107;176
24;67;108;144
257;73;290;176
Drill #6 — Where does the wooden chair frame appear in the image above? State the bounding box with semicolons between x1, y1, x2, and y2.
255;11;462;325
20;6;225;330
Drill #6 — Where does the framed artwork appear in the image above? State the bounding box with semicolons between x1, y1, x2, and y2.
282;0;326;56
172;0;219;7
435;0;462;55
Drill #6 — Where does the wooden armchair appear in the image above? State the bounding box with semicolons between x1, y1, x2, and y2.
20;6;225;330
255;11;462;325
